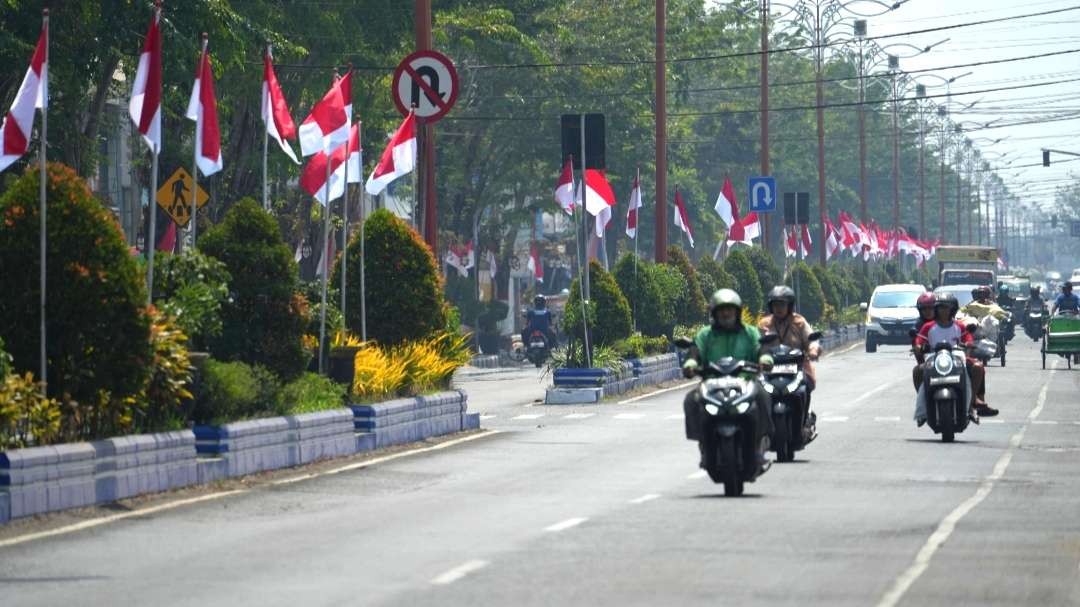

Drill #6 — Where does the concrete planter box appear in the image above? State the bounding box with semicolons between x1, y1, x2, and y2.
193;409;355;482
350;390;474;449
0;430;197;524
629;353;681;386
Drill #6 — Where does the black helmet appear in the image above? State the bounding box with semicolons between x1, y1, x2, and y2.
534;294;546;309
934;292;959;317
766;286;796;313
1064;281;1074;291
972;285;992;301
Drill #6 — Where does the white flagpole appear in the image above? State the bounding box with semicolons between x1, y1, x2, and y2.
145;3;161;306
191;34;207;251
632;167;639;333
341;123;351;321
39;9;49;391
318;148;332;374
360;152;368;342
263;45;271;213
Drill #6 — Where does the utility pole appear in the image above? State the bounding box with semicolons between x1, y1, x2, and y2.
759;0;771;251
855;21;869;224
415;0;438;253
916;85;927;241
814;1;827;265
655;0;668;263
939;108;947;244
955;133;964;244
889;57;900;231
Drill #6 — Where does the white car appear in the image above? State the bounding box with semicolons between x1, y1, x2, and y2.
861;284;929;353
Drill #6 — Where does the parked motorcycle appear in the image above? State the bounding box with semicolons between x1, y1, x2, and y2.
525;330;550;368
762;331;822;463
916;336;996;443
674;337;771;497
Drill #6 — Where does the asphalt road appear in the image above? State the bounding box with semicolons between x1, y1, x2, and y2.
2;337;1079;606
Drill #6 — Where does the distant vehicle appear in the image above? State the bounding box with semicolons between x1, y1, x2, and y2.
997;275;1031;312
1072;268;1080;282
934;284;979;309
936;245;998;288
861;284;928;353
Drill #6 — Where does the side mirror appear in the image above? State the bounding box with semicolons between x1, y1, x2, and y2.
807;331;823;342
759;333;780;345
908;329;918;338
673;336;694;349
859;302;868;312
966;323;978;334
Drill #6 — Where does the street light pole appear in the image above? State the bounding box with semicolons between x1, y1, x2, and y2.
760;0;771;251
415;0;438;254
655;0;668;263
814;1;827;265
916;84;927;241
855;21;869;224
889;56;900;232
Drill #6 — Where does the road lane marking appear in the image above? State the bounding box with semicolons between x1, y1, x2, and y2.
512;414;544;420
629;494;661;505
1033;420;1058;425
479;414;497;420
431;560;489;585
687;470;707;480
544;517;588;532
614;413;645;420
617;381;696;405
982;419;1005;424
666;414;685;420
0;430;501;548
821;416;849;422
876;364;1057;607
875;416;901;422
563;413;595;420
851;381;898;406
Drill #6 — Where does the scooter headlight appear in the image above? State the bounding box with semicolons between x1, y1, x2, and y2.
763;382;776;395
704;403;720;416
735;400;752;414
786;372;804;394
933;351;955;376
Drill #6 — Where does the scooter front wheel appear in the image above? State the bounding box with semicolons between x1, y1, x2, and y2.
719;437;744;497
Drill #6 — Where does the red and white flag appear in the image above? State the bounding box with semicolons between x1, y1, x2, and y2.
554;158;575;214
486;249;498;280
799;224;812;258
444;246;466;278
365;112;416;196
527;244;544;283
185;37;223;177
157;219;177;253
128;6;161;153
583;169;616;237
625;171;642;239
262;47;299;164
299;71;352;157
673;189;694;248
300;123;361;205
316;229;337;278
713;177;740;229
823;217;841;260
729;212;760;248
784;227;797;258
463;241;475;271
0;17;47;173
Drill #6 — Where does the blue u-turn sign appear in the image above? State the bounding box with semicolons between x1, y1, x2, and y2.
748;176;777;213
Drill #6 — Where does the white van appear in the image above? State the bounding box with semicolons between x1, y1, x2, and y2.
861;284;929;353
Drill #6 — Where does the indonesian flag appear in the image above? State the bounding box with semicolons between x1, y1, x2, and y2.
444;246;466;278
799;224;812;258
185;38;223;177
784;227;797;258
713;177;739;229
365;112;416;196
262;47;299;164
463;241;475;271
0;18;46;173
583;169;616;216
157;219;176;253
729;212;760;248
625;171;642;239
486;249;498;280
673;189;694;248
299;71;352;157
527;244;544;283
317;228;336;278
300;123;361;205
128;7;161;153
554;158;575;214
824;217;842;260
839;212;861;254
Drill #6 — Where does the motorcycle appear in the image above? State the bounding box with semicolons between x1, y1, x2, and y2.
761;331;822;463
1025;305;1048;341
674;337;771;497
525;330;550;368
917;336;996;443
969;314;1008;367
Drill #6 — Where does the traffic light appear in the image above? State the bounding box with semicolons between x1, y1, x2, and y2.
1043;150;1051;167
1052;215;1058;229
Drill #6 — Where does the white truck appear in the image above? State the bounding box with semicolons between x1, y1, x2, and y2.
936;246;998;289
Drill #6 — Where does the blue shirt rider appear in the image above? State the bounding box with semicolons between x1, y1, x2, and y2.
524;295;555;346
1053;282;1080;315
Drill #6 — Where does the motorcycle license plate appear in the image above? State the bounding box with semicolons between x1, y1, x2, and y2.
772;364;798;374
530;341;546;348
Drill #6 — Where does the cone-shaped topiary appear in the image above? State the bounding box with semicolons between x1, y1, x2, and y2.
791;261;827;323
723;249;764;315
812;265;841;310
665;246;706;326
564;261;633;347
613;254;679;337
745;246;782;295
334;208;448;346
698;257;738;292
201;198;310;380
0;163;151;403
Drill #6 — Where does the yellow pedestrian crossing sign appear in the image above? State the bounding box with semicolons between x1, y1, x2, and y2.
156;167;209;228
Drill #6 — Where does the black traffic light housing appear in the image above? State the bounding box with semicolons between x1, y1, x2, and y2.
1043;150;1051;167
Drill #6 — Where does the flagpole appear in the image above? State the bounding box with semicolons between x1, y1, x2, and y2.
191;34;207;250
39;8;49;392
263;45;271;213
319;146;333;374
360;155;368;343
341;124;350;322
632;167;639;334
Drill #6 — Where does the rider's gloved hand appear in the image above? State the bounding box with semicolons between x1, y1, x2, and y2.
682;359;699;379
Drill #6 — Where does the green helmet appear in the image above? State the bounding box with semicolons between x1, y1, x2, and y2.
709;289;743;316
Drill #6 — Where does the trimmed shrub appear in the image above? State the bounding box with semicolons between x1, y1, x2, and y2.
665;246;706;326
698;257;738;292
152;251;231;351
201;198;310;380
564;261;634;347
139;310;194;433
611;334;671;359
745;246;782;294
724;249;764;315
190;360;283;425
350;332;470;400
791;261;827;324
280;372;347;415
0;336;10;381
613;254;678;337
0;163;151;407
336;209;448;346
812;265;842;310
0;372;61;450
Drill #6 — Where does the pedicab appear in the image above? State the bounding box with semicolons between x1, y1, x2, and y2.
1041;311;1080;369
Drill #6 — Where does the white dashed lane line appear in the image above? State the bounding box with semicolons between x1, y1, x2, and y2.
431;560;489;585
629;493;661;505
544;517;588;533
613;413;646;420
821;416;850;422
687;470;708;480
563;413;595;419
512;414;544;420
666;413;685;420
874;416;902;422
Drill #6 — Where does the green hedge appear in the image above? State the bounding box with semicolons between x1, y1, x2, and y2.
189;359;283;426
613;254;679;337
666;246;706;325
745;246;782;296
564;261;633;347
335;209;448;345
152;251;231;351
201;198;310;380
791;261;827;323
723;249;764;315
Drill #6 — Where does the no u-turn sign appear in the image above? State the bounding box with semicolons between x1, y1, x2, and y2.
392;50;459;123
